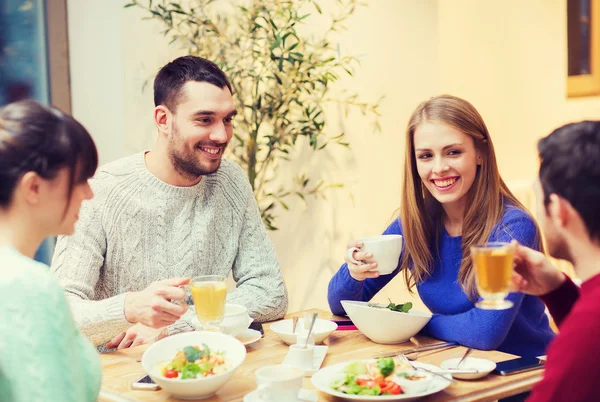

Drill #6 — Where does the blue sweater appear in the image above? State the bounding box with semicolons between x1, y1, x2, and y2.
328;207;555;357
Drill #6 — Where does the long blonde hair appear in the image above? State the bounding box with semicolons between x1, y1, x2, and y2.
400;95;542;297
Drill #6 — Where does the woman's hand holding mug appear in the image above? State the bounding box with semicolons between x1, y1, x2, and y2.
345;235;403;281
345;240;380;281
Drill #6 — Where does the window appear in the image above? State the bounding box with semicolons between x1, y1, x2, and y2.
567;0;600;97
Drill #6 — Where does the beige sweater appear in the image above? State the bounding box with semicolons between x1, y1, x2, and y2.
51;153;288;348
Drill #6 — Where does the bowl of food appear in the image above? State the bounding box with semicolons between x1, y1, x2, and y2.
341;300;431;344
141;331;246;399
270;318;337;345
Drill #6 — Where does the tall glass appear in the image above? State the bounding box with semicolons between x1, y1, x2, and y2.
471;242;515;310
189;275;227;330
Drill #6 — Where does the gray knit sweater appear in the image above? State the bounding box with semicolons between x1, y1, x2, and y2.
51;152;288;347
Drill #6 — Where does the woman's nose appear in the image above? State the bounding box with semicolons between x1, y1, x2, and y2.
432;158;449;175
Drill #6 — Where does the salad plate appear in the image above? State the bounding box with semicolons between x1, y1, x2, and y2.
311;360;452;401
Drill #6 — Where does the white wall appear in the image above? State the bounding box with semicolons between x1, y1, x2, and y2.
438;0;600;182
67;0;126;165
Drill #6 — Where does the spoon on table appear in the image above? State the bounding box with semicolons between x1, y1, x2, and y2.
304;312;318;348
456;348;473;368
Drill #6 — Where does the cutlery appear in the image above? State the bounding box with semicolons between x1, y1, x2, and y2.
397;353;457;384
304;312;318;348
456;347;473;368
373;341;458;358
292;316;299;333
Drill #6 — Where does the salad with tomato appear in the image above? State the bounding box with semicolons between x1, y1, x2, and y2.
161;344;229;380
330;357;407;396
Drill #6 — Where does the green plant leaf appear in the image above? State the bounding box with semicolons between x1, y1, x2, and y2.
134;0;379;231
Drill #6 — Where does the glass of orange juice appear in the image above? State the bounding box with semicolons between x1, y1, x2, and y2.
471;242;515;310
189;275;227;330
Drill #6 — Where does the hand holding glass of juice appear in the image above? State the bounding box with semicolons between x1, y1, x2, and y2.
189;275;227;330
471;242;515;310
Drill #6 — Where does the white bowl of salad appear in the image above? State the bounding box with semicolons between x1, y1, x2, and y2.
341;300;431;344
141;331;246;400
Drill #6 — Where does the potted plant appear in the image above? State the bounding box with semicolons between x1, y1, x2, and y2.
126;0;380;229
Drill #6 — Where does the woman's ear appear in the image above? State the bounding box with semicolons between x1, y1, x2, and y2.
19;172;42;206
476;152;483;166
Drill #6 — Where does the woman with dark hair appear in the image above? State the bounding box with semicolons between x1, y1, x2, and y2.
0;100;100;401
329;95;555;357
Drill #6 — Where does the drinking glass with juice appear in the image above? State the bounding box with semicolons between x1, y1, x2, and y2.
189;275;227;330
471;242;515;310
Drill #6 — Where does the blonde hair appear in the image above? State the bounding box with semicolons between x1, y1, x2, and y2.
400;95;542;297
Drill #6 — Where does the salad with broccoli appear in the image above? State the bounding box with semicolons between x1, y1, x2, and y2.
329;357;405;396
161;344;230;380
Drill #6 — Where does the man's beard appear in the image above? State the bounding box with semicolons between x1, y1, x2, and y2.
168;124;224;180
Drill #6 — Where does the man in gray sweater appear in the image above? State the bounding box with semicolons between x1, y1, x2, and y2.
51;56;288;350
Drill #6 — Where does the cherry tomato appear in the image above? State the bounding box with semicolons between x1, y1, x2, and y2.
355;378;376;387
383;382;402;395
164;369;178;378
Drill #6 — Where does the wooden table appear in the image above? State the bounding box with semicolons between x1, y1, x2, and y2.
99;309;543;401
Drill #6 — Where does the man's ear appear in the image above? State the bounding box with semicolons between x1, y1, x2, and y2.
19;172;42;206
154;106;171;137
547;193;569;229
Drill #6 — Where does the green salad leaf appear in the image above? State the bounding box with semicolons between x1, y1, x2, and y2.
368;299;413;313
181;362;202;379
343;362;368;376
183;344;211;362
183;346;201;362
377;357;395;377
385;299;413;313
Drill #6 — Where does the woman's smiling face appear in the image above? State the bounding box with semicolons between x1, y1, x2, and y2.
413;121;480;208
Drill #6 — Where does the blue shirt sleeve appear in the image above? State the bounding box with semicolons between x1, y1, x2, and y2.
327;219;404;316
420;208;541;350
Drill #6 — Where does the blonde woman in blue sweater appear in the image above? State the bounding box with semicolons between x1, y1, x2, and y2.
0;100;101;401
329;95;555;357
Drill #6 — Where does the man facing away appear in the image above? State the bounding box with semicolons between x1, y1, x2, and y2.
51;56;288;350
510;121;600;401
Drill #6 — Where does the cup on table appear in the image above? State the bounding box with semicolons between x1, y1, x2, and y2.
286;344;315;371
346;235;403;275
256;365;304;401
189;275;227;330
219;303;253;336
472;242;515;310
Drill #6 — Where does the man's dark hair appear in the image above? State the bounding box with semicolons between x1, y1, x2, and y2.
538;121;600;241
154;55;232;112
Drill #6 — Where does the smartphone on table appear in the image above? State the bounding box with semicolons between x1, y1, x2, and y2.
131;374;160;391
493;356;544;376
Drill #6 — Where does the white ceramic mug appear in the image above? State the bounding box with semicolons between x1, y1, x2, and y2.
219;304;253;336
346;234;403;275
256;365;304;401
285;344;315;371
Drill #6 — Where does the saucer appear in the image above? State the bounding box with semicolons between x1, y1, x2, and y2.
243;388;317;402
236;328;262;345
283;345;328;376
440;357;496;380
